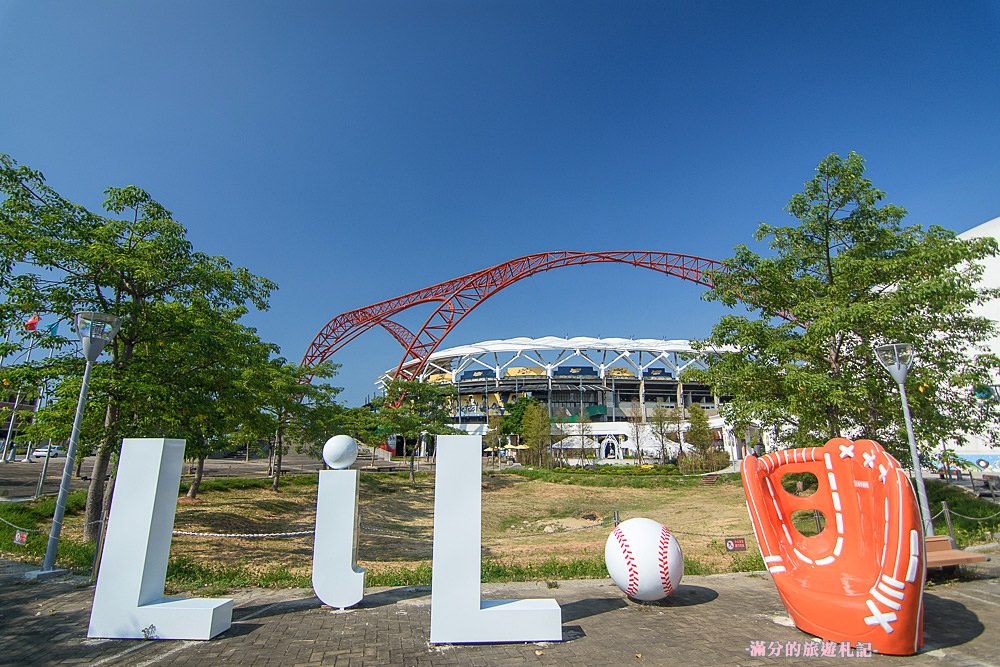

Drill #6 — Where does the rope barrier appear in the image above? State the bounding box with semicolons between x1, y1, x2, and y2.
360;523;430;538
0;516;46;533
945;508;1000;521
166;519;757;541
172;529;313;539
671;529;755;539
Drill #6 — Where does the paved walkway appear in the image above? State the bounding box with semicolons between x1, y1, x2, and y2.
2;554;999;667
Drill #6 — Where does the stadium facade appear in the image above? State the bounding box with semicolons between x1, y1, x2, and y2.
378;336;749;462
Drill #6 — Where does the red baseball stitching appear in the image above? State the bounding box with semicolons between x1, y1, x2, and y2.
659;526;674;596
613;526;639;596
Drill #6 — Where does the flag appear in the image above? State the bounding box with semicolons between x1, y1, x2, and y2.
44;322;58;337
24;315;40;331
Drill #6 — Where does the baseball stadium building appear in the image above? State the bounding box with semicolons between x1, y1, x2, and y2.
378;336;747;462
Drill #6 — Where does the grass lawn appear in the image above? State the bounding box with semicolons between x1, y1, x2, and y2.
2;467;996;594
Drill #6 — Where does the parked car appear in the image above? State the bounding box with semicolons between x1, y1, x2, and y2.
31;445;63;459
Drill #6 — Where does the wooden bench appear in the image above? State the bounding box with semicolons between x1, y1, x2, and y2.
925;535;988;569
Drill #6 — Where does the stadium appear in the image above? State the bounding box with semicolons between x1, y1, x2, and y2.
376;336;746;463
302;234;1000;473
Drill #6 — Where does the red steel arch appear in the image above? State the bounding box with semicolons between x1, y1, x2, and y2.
377;319;416;350
302;251;723;382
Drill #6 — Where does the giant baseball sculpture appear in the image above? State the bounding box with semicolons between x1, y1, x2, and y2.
605;518;684;601
742;438;925;656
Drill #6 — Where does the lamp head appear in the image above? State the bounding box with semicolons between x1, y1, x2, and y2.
875;343;914;385
76;312;122;362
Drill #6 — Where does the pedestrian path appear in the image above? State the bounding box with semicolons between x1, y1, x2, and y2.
2;554;999;666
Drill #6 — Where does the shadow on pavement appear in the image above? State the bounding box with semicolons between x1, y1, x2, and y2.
233;595;320;621
222;621;264;638
360;585;431;609
921;592;984;650
561;597;628;622
632;584;719;607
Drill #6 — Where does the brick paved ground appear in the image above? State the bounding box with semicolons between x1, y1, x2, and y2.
1;553;998;667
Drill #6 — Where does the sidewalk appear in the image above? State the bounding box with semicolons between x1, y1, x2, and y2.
2;555;998;667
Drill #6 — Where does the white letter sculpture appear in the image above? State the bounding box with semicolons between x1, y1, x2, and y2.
88;438;232;640
312;435;365;609
429;435;562;643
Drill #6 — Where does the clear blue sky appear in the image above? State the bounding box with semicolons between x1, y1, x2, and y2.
2;2;998;405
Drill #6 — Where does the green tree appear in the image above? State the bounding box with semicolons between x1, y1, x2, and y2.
686;404;714;457
694;152;1000;461
375;378;456;481
520;400;551;467
484;413;505;465
333;405;381;458
625;403;646;465
138;301;276;499
0;155;275;538
252;359;342;492
500;395;533;441
649;404;682;463
575;407;594;465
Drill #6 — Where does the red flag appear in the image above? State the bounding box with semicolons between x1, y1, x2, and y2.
24;314;40;331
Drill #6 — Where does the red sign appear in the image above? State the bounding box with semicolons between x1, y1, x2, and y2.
13;530;27;546
725;537;747;552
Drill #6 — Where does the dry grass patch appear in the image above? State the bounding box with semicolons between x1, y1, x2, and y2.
44;470;756;585
143;471;757;578
481;475;754;570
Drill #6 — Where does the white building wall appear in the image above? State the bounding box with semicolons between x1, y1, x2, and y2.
954;217;1000;470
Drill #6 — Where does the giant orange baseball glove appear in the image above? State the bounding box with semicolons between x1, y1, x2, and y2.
742;438;925;655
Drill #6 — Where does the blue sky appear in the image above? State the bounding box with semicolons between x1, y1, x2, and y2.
1;2;998;405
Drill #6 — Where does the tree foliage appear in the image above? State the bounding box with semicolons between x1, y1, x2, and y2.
0;154;281;535
519;400;551;467
693;152;1000;462
374;379;457;481
649;405;682;462
499;395;533;441
685;404;714;456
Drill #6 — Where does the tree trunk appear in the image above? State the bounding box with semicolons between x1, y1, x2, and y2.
187;455;206;499
84;448;111;542
100;454;119;525
271;430;283;492
408;439;416;483
84;401;119;542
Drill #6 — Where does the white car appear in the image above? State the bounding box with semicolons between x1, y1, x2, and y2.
31;446;63;459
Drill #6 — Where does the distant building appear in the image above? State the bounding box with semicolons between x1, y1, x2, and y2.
955;216;1000;473
378;336;747;462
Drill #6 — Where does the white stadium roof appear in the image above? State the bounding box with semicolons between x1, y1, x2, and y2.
421;336;710;361
384;336;732;386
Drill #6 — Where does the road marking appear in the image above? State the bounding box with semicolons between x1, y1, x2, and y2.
130;641;200;667
949;591;1000;608
88;643;152;667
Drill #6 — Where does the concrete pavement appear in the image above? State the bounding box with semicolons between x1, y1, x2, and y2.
1;554;999;667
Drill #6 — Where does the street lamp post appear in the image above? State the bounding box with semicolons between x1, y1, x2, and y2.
40;312;121;572
875;343;934;536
